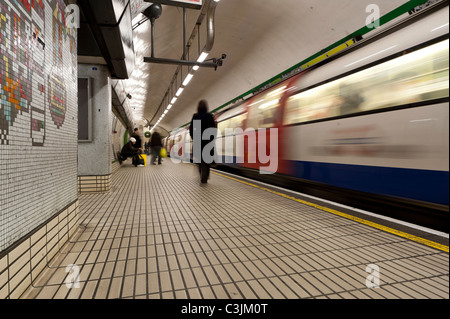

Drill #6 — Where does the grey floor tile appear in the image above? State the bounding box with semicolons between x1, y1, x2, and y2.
21;161;449;300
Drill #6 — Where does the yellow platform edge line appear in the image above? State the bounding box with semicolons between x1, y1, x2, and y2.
212;171;449;253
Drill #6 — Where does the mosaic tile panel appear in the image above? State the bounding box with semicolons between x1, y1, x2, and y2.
0;0;78;252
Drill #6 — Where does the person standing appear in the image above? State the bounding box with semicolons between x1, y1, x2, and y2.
131;128;143;151
150;131;163;165
189;100;217;183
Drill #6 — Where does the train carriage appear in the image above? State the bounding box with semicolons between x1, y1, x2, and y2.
169;2;449;230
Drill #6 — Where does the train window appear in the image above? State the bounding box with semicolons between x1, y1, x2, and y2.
283;39;449;125
284;82;341;124
218;113;247;136
230;113;247;130
218;119;230;136
246;101;259;129
248;85;286;129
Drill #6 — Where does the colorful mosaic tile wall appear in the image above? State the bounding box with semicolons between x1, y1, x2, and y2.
0;0;78;252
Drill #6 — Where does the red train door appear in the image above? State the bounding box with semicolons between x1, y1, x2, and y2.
241;84;289;174
277;74;302;175
239;74;302;175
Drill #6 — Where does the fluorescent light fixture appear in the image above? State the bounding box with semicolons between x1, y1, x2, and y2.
176;88;184;96
183;74;194;86
171;97;178;104
197;52;209;63
164;110;168;115
167;104;173;110
193;65;199;71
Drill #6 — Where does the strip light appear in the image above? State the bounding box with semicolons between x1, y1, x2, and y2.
176;88;184;96
183;74;194;86
152;51;212;130
197;52;209;63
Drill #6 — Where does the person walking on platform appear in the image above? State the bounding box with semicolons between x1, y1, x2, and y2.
189;100;217;184
150;131;163;165
117;137;143;166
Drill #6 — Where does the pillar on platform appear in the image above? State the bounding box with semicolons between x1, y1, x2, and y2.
77;64;113;193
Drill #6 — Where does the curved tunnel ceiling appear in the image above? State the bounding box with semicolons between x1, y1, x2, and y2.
125;0;410;132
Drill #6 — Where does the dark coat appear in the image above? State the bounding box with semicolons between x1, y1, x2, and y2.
150;132;163;147
189;111;217;157
121;141;139;157
131;133;142;149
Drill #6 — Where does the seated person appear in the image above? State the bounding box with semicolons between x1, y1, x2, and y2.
117;137;142;165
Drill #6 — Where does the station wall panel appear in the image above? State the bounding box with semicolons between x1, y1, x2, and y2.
0;0;78;255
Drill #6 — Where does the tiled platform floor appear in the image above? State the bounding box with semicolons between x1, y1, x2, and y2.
22;160;449;299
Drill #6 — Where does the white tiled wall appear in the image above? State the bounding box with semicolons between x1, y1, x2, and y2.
0;201;79;298
0;0;78;253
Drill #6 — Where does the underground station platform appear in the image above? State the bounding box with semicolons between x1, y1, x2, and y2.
22;159;449;303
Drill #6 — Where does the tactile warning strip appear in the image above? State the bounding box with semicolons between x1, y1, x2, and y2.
22;161;449;299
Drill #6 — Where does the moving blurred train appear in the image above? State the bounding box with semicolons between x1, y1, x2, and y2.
164;2;449;232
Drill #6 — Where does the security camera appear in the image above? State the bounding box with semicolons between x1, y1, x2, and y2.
221;54;227;59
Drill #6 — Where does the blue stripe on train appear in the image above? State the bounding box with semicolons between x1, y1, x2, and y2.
215;156;448;205
290;161;449;206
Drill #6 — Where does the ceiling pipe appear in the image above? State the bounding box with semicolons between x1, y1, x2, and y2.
144;0;221;67
146;0;223;128
205;0;219;52
183;7;187;60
